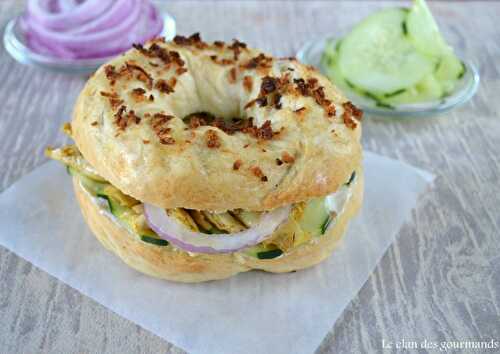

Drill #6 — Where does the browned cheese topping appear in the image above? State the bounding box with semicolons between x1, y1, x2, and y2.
229;67;237;84
293;78;336;117
103;62;154;89
281;151;295;163
155;79;175;94
114;105;141;131
133;42;185;68
241;53;273;70
173;33;208;49
213;41;224;48
185;113;277;141
151;113;175;144
104;65;119;85
176;67;188;75
205;129;221;148
199;38;249;88
227;39;247;60
237;58;340;121
244;75;290;110
250;120;274;140
243;76;253;92
233;159;243;170
250;166;268;182
102;41;193;136
124;62;153;89
210;55;234;66
130;87;146;102
102;35;354;153
100;91;124;109
342;101;363;129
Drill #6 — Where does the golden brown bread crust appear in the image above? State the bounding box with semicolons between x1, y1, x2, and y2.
73;171;363;282
72;36;362;211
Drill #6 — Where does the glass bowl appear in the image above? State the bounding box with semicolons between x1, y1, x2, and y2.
3;9;176;75
296;37;480;117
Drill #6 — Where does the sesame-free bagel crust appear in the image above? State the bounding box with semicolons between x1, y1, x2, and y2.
72;35;362;211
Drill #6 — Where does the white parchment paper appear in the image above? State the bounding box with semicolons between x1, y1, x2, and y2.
0;151;433;354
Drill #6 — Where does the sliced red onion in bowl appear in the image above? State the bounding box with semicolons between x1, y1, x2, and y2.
22;0;165;60
27;0;113;31
69;0;135;35
26;0;142;48
144;205;291;254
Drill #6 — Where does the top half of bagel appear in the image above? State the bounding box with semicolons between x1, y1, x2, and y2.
71;33;363;212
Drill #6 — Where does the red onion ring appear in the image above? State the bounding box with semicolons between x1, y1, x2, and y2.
27;0;113;30
144;205;291;254
22;0;164;59
70;0;135;35
26;0;141;48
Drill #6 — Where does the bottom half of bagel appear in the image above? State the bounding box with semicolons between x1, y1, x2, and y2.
72;170;363;283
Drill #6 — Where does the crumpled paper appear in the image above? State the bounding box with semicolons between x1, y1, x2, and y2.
0;151;433;354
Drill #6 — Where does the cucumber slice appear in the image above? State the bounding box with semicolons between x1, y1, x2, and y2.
415;74;444;100
337;8;435;94
69;166;166;245
299;197;330;237
343;79;396;108
320;216;333;235
435;55;465;93
256;249;283;260
322;38;339;60
406;0;464;95
406;0;451;57
321;40;352;93
382;74;443;105
68;166;108;195
243;243;281;258
140;235;169;246
97;193;128;218
346;171;356;186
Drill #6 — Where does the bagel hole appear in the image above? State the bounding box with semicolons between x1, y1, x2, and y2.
183;112;252;134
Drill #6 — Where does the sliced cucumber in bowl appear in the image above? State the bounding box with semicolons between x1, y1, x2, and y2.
303;37;478;116
435;55;466;94
405;0;451;57
320;39;350;93
337;8;435;95
304;0;479;117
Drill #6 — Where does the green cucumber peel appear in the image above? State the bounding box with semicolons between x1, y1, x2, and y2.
96;193;114;213
140;235;169;246
376;101;395;109
457;61;466;79
320;216;333;235
346;171;356;186
256;249;283;260
402;21;408;36
384;88;407;98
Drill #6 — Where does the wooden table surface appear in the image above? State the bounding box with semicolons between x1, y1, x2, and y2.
1;1;499;353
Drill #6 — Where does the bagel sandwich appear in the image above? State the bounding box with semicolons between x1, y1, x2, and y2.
46;33;363;282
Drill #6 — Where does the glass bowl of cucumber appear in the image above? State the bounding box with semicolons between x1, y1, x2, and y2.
297;0;480;118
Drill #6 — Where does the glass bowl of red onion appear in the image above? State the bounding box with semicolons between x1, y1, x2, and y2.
3;0;176;74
